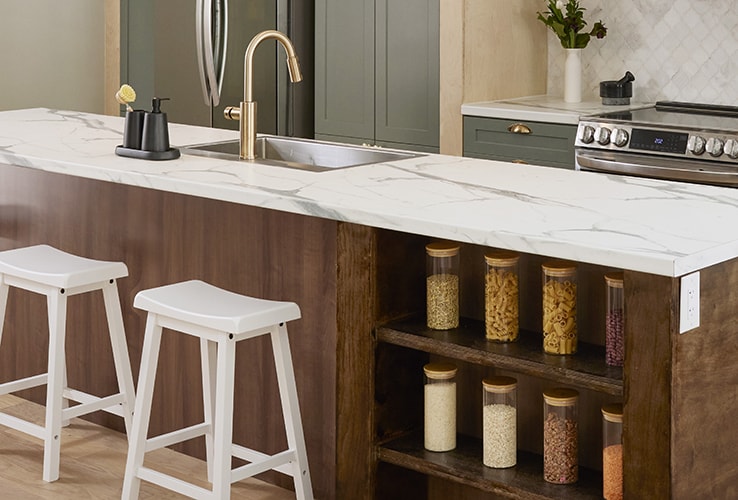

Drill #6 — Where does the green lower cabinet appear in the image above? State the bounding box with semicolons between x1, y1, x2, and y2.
463;116;576;169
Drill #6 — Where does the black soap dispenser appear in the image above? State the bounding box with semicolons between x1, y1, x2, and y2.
115;97;180;160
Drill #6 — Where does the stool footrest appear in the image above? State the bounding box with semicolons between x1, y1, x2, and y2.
146;422;210;453
61;390;127;420
0;373;48;396
231;446;298;481
0;411;46;439
137;466;212;500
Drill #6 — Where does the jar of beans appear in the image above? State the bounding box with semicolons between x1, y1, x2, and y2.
605;272;624;366
426;242;460;330
542;261;578;355
543;388;579;484
484;251;520;342
482;376;517;468
602;403;623;500
423;362;457;452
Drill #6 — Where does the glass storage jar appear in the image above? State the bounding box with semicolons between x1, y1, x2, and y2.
423;362;457;452
602;403;624;500
484;250;520;342
482;376;517;468
426;242;460;330
543;387;579;484
605;272;625;366
542;261;578;354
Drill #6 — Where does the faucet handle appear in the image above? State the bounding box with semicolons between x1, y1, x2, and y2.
224;106;241;121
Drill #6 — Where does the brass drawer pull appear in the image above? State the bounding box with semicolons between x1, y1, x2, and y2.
507;123;532;134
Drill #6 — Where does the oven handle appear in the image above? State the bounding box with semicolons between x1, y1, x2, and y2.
575;150;738;187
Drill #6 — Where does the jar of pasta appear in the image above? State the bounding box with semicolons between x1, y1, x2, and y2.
602;403;624;500
542;261;578;355
426;242;460;330
482;376;517;468
484;251;520;342
605;272;624;366
543;388;579;484
423;363;457;452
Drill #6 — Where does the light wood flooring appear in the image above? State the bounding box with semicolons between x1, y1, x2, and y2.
0;394;296;499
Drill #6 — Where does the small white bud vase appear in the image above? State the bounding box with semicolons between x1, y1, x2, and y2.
564;48;582;103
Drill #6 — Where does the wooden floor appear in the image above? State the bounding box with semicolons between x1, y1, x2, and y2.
0;394;296;499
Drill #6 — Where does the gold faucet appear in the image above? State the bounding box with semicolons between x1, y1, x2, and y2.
224;30;303;160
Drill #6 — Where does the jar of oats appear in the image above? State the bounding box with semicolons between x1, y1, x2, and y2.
426;242;460;330
423;362;457;452
542;261;578;355
602;403;624;500
484;250;520;342
482;376;517;468
543;388;579;484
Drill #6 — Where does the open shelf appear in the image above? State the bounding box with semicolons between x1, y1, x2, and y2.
376;315;622;396
378;432;602;500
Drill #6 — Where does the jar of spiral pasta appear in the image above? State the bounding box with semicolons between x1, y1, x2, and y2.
426;242;460;330
482;376;517;468
543;388;579;484
423;362;457;452
542;261;578;355
484;251;520;342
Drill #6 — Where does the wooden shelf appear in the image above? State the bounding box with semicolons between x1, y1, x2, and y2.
378;432;602;499
376;315;622;396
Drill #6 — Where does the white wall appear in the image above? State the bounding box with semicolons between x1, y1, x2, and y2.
0;1;105;113
546;0;738;105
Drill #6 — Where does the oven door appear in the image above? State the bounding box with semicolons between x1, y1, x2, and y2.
575;149;738;187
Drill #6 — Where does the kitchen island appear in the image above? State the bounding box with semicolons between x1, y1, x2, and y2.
1;108;737;498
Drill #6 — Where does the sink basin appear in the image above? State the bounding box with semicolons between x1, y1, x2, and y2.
182;135;422;172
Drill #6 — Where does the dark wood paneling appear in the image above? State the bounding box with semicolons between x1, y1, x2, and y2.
0;163;338;498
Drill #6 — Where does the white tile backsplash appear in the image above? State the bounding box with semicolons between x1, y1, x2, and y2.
546;0;738;105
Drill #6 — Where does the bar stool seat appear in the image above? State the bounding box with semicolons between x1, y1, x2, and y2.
122;280;313;500
0;244;136;482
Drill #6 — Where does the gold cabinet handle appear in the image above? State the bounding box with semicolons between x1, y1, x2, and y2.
512;159;528;164
507;123;532;134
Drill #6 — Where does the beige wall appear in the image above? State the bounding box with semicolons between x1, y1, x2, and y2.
440;0;547;155
0;0;117;114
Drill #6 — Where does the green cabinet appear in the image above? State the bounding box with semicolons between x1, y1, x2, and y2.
315;0;439;153
463;116;577;169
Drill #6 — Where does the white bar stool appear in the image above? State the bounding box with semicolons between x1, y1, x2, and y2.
122;280;313;500
0;244;136;482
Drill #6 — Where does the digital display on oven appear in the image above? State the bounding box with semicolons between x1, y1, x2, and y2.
629;128;688;154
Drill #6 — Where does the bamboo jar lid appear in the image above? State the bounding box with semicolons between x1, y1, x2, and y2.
482;376;517;393
542;260;577;277
423;362;458;379
605;272;624;288
602;403;623;423
543;387;579;406
484;250;520;266
426;242;460;257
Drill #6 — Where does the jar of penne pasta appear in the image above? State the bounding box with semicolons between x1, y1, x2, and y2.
484;250;520;342
542;261;578;355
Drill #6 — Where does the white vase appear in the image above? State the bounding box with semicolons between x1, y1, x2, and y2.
564;48;583;103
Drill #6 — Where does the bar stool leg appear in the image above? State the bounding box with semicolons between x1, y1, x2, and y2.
270;324;314;500
200;337;217;482
43;290;68;482
0;281;8;347
102;282;136;435
212;335;236;498
122;315;164;500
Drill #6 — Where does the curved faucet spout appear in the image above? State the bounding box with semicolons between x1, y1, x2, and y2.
244;30;302;102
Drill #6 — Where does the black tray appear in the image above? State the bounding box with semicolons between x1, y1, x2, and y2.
115;146;180;161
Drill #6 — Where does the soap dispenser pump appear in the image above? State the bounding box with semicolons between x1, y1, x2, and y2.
142;97;173;152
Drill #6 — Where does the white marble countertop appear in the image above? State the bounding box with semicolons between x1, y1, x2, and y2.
2;108;738;277
461;95;651;125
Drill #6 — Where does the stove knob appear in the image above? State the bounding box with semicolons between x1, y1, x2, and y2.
724;139;738;159
687;135;706;155
579;125;595;144
595;127;611;145
611;128;629;147
706;137;724;157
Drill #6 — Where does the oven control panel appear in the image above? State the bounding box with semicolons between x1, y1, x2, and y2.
575;121;738;163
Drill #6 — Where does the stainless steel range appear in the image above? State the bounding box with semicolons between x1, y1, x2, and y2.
575;101;738;187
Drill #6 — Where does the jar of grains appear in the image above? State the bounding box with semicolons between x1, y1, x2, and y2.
423;363;457;451
482;376;517;468
543;388;579;484
484;251;520;342
426;242;460;330
602;403;624;500
605;272;624;366
542;261;578;355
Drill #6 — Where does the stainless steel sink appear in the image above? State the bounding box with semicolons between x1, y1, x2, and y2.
182;135;422;172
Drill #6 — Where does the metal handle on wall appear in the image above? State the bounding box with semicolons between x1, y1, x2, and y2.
507;123;532;134
213;0;228;98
